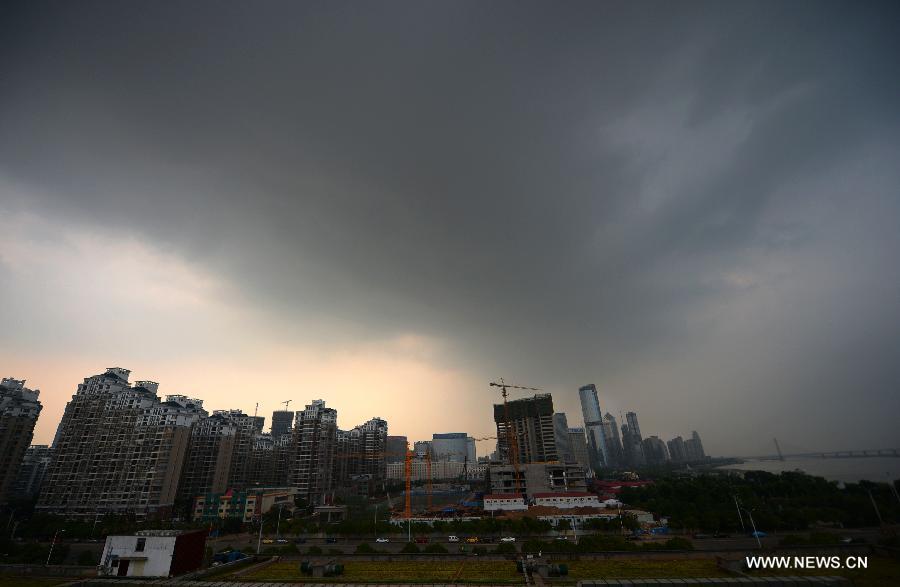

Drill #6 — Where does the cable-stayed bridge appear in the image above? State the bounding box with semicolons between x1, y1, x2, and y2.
745;439;900;461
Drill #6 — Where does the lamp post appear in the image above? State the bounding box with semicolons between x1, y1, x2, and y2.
732;495;745;532
256;515;264;554
46;529;65;566
742;508;761;549
276;504;284;541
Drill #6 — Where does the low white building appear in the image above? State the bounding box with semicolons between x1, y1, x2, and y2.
99;530;206;577
533;492;601;509
484;493;527;511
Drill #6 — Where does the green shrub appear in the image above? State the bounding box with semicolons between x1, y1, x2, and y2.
423;543;447;554
400;542;421;554
494;542;516;554
355;542;377;553
306;545;323;555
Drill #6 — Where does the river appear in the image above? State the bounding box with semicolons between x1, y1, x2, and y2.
718;456;900;484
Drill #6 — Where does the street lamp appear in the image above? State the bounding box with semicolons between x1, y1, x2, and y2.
276;504;284;541
46;529;65;566
741;508;762;549
256;515;264;555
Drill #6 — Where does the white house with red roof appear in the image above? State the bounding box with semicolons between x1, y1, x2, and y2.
483;493;527;511
532;492;601;509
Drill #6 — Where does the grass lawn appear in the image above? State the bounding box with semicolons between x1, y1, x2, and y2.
230;560;521;583
564;559;729;579
224;556;900;584
230;558;730;583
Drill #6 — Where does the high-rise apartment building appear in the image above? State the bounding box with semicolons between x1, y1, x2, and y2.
667;436;686;462
11;444;52;500
466;437;477;464
493;393;558;465
0;378;42;505
177;413;236;504
567;427;592;475
213;409;264;490
578;384;608;469
271;410;294;438
621;419;645;468
552;413;574;464
248;432;293;487
601;413;624;468
38;368;202;519
337;417;388;482
626;412;642;440
431;432;469;462
684;430;706;461
289;400;337;505
642;435;669;465
386;435;408;463
413;440;432;458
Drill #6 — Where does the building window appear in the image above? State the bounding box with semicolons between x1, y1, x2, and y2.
135;537;146;552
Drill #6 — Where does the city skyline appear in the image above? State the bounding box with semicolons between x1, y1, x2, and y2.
3;1;899;456
10;367;712;456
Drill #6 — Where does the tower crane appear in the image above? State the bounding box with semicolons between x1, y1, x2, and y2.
282;399;292;410
489;379;541;495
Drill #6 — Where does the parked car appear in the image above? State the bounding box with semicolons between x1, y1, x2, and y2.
262;538;275;544
465;536;479;543
554;536;568;541
500;536;516;542
448;535;459;542
276;538;289;544
376;537;389;543
415;536;429;544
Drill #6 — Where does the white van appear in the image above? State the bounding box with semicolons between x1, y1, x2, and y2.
447;535;459;542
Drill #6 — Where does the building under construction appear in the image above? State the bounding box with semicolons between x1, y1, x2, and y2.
487;462;587;498
493;393;558;465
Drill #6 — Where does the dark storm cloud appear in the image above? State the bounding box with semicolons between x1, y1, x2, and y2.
1;1;899;452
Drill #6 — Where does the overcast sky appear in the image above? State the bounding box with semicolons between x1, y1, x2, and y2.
2;1;898;456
